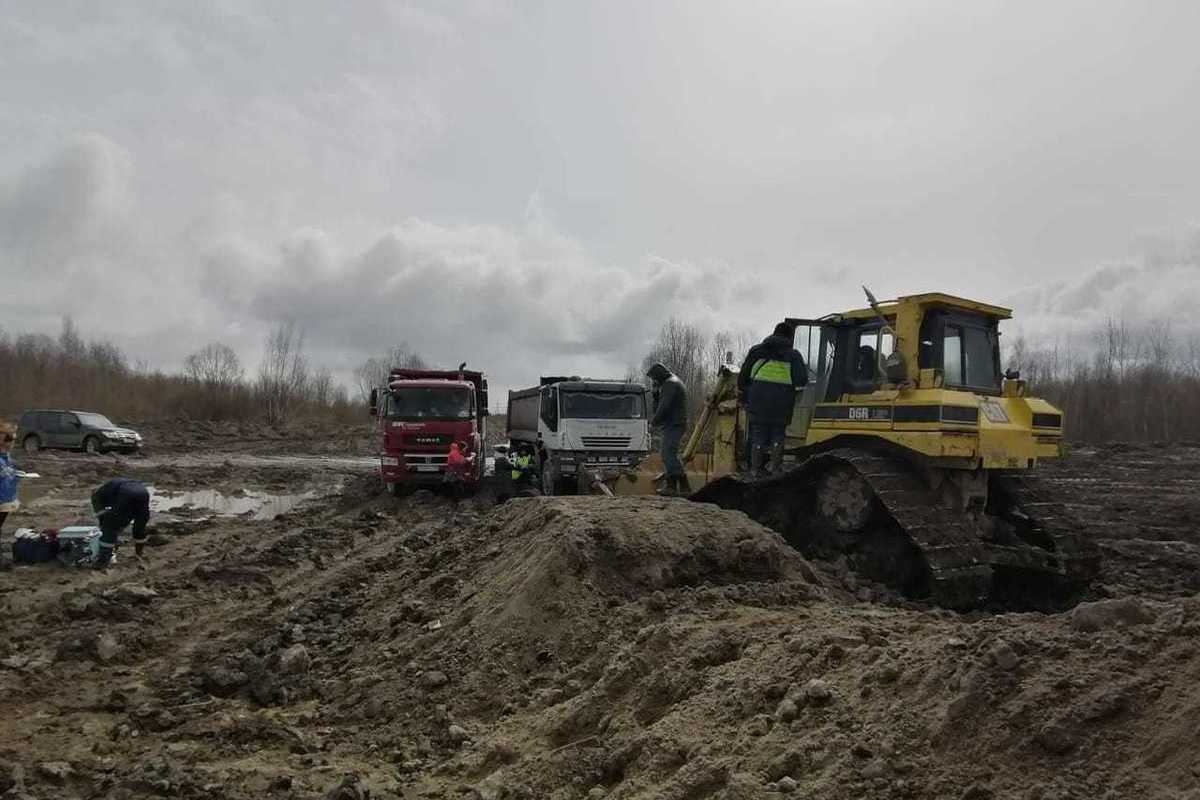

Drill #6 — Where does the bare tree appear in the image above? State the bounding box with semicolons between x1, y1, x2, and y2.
184;343;244;388
308;366;335;407
58;316;86;362
709;328;755;373
352;342;427;403
256;322;309;425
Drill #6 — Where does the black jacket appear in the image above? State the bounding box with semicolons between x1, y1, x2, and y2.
91;478;150;539
646;362;688;429
737;335;808;426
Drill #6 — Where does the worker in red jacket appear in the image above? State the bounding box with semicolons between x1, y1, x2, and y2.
446;441;468;477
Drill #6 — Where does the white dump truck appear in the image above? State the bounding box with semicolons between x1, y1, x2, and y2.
506;376;650;495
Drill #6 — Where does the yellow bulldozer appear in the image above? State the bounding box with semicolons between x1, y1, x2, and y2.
658;289;1098;609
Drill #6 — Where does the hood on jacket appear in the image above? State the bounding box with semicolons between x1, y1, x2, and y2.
760;334;794;356
645;362;672;384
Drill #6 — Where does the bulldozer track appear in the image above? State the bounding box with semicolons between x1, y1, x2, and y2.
693;447;1097;609
991;472;1101;586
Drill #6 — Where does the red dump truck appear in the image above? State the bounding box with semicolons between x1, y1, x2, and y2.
369;367;489;496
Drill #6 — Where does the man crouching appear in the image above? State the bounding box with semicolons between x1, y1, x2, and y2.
91;478;151;568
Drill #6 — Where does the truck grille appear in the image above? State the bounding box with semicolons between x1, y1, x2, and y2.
581;435;632;449
404;433;453;446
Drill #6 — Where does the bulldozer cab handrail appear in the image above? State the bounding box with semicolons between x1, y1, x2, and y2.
784;316;843;327
680;365;736;465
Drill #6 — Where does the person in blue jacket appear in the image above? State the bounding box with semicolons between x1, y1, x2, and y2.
90;478;151;568
0;422;22;569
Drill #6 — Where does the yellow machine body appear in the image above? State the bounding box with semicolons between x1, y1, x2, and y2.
678;292;1095;610
700;292;1064;475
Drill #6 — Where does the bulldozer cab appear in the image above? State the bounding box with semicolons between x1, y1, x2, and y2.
779;294;1010;446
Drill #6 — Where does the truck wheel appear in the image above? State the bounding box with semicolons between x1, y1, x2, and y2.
83;436;102;455
387;482;414;498
22;435;41;454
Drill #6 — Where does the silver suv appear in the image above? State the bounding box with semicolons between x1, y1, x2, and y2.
15;410;143;455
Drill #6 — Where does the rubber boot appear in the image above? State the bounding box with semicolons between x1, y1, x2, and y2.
750;446;767;478
767;442;785;475
677;474;693;496
656;475;677;497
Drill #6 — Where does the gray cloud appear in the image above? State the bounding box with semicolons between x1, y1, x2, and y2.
199;215;763;392
0;134;133;261
3;2;1200;394
1005;228;1200;342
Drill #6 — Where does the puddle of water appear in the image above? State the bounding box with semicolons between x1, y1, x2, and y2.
149;487;326;520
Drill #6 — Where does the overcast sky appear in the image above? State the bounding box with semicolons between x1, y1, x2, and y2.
2;0;1199;398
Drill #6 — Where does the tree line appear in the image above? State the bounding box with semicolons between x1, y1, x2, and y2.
640;316;1200;443
0;318;361;425
5;315;1196;441
1007;319;1200;442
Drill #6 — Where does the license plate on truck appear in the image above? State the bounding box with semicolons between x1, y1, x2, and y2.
415;465;439;473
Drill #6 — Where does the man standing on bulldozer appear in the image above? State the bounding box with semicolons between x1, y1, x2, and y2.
646;362;689;496
738;322;808;476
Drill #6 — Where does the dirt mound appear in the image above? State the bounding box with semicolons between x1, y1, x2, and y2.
468;497;825;627
5;444;1200;799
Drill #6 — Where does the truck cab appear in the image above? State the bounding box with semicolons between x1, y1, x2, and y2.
507;377;650;495
370;368;488;495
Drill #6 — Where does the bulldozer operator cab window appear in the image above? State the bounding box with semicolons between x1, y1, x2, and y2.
385;387;473;420
925;312;1001;392
851;327;893;386
560;391;645;420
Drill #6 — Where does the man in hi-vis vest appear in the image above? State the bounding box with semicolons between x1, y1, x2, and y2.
737;322;808;476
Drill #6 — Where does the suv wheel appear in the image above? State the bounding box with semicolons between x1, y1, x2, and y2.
83;436;102;455
22;435;41;454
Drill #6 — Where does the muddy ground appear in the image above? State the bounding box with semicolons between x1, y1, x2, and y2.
0;439;1198;799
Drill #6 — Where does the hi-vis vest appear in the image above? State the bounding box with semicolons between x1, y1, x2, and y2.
751;358;792;385
511;454;532;480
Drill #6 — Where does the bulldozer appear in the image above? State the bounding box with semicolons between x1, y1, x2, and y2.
675;289;1099;610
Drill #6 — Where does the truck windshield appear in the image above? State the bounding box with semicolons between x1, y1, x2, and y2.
560;392;645;420
385;388;472;420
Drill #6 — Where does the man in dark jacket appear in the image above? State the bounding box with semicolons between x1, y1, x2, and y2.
90;478;151;568
738;322;808;475
646;362;689;496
